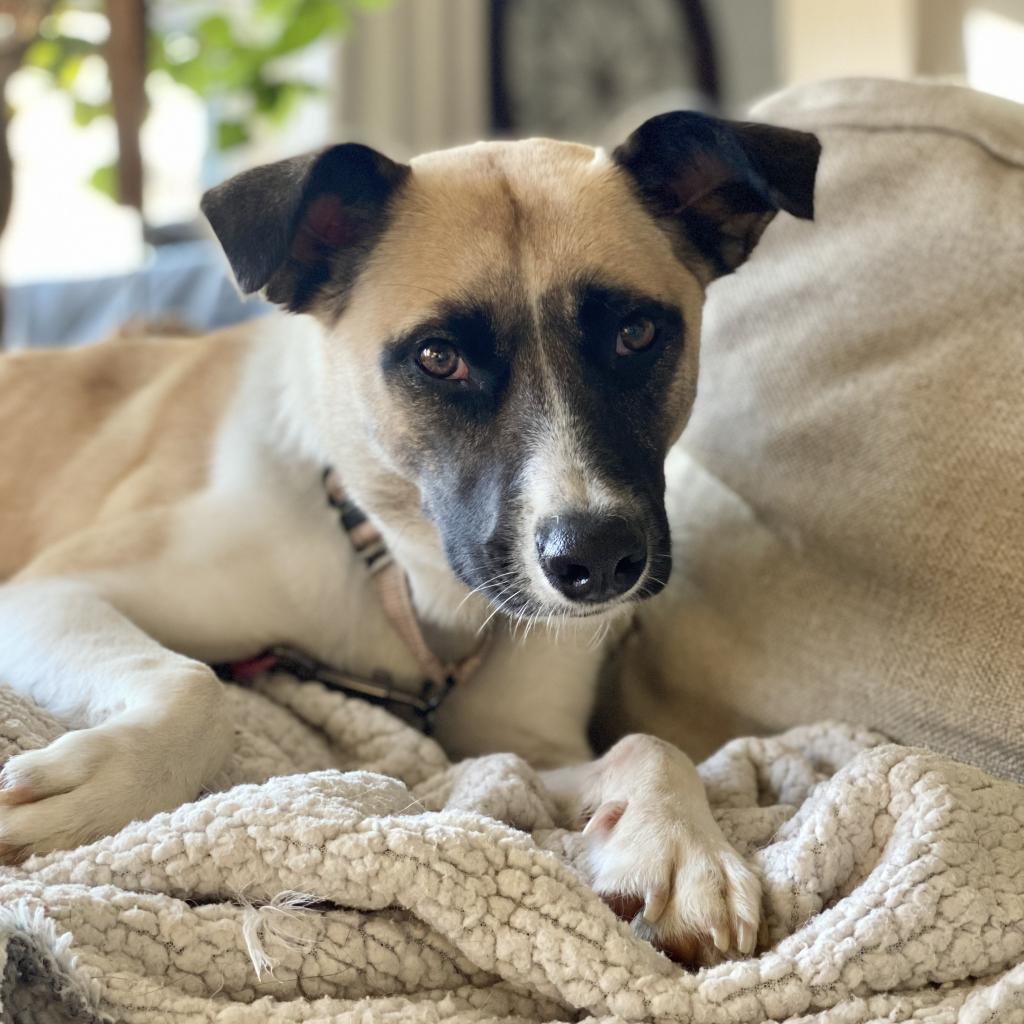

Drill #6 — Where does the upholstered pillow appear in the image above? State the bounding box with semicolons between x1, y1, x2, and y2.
620;78;1024;781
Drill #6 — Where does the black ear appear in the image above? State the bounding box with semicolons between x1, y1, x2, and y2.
200;143;409;312
613;112;820;280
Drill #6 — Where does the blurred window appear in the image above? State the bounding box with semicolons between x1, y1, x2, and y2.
0;2;334;286
964;6;1024;104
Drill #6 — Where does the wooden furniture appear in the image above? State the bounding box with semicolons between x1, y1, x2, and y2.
106;0;147;214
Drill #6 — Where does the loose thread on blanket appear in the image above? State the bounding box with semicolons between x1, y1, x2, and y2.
236;889;319;981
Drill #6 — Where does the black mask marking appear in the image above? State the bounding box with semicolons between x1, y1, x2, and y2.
380;277;687;614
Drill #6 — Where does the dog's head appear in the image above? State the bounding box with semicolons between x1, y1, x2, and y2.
203;114;819;621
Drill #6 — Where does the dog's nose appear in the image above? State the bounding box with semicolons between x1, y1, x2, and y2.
536;514;647;604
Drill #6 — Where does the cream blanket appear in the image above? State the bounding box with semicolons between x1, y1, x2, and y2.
1;674;1022;1023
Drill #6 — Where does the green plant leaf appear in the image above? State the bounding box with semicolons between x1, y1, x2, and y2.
196;14;234;50
257;0;299;17
270;1;346;56
73;99;111;127
24;39;62;70
89;162;118;200
217;119;250;149
57;53;86;89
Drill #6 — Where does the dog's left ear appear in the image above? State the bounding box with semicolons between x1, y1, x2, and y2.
201;143;409;312
613;111;820;281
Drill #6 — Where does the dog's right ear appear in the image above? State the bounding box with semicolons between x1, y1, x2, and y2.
201;143;409;313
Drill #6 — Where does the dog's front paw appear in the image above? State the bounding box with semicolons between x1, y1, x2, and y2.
0;723;217;862
584;797;761;967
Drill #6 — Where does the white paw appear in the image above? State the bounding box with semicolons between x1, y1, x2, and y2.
584;796;761;966
0;722;219;861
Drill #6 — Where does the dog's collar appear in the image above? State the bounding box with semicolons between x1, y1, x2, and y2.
321;468;491;692
217;470;489;734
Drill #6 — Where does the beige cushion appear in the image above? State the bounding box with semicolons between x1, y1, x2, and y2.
621;78;1024;781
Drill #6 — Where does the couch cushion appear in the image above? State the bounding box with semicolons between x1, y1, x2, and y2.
621;78;1024;781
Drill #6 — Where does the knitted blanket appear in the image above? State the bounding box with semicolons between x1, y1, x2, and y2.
1;674;1022;1023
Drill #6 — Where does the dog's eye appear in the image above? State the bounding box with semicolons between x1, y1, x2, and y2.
616;316;657;355
415;340;468;381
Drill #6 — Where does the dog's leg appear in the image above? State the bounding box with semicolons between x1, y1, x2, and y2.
0;577;232;860
542;734;760;966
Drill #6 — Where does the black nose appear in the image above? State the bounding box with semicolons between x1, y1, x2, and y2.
536;514;647;604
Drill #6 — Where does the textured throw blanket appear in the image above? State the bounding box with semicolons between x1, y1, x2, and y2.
1;674;1023;1023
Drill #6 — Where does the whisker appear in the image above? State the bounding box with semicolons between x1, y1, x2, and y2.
521;607;537;642
477;582;526;635
453;570;518;615
493;590;526;633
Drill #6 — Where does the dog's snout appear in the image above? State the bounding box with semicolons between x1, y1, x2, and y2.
536;514;647;604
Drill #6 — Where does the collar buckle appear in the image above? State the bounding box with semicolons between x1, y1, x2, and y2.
417;675;457;736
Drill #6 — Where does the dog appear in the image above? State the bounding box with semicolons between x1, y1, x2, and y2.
0;111;819;964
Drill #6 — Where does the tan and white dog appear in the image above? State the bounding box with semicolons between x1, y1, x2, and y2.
0;112;818;964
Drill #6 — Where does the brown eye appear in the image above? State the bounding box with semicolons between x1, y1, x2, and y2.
415;340;468;380
616;316;656;355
